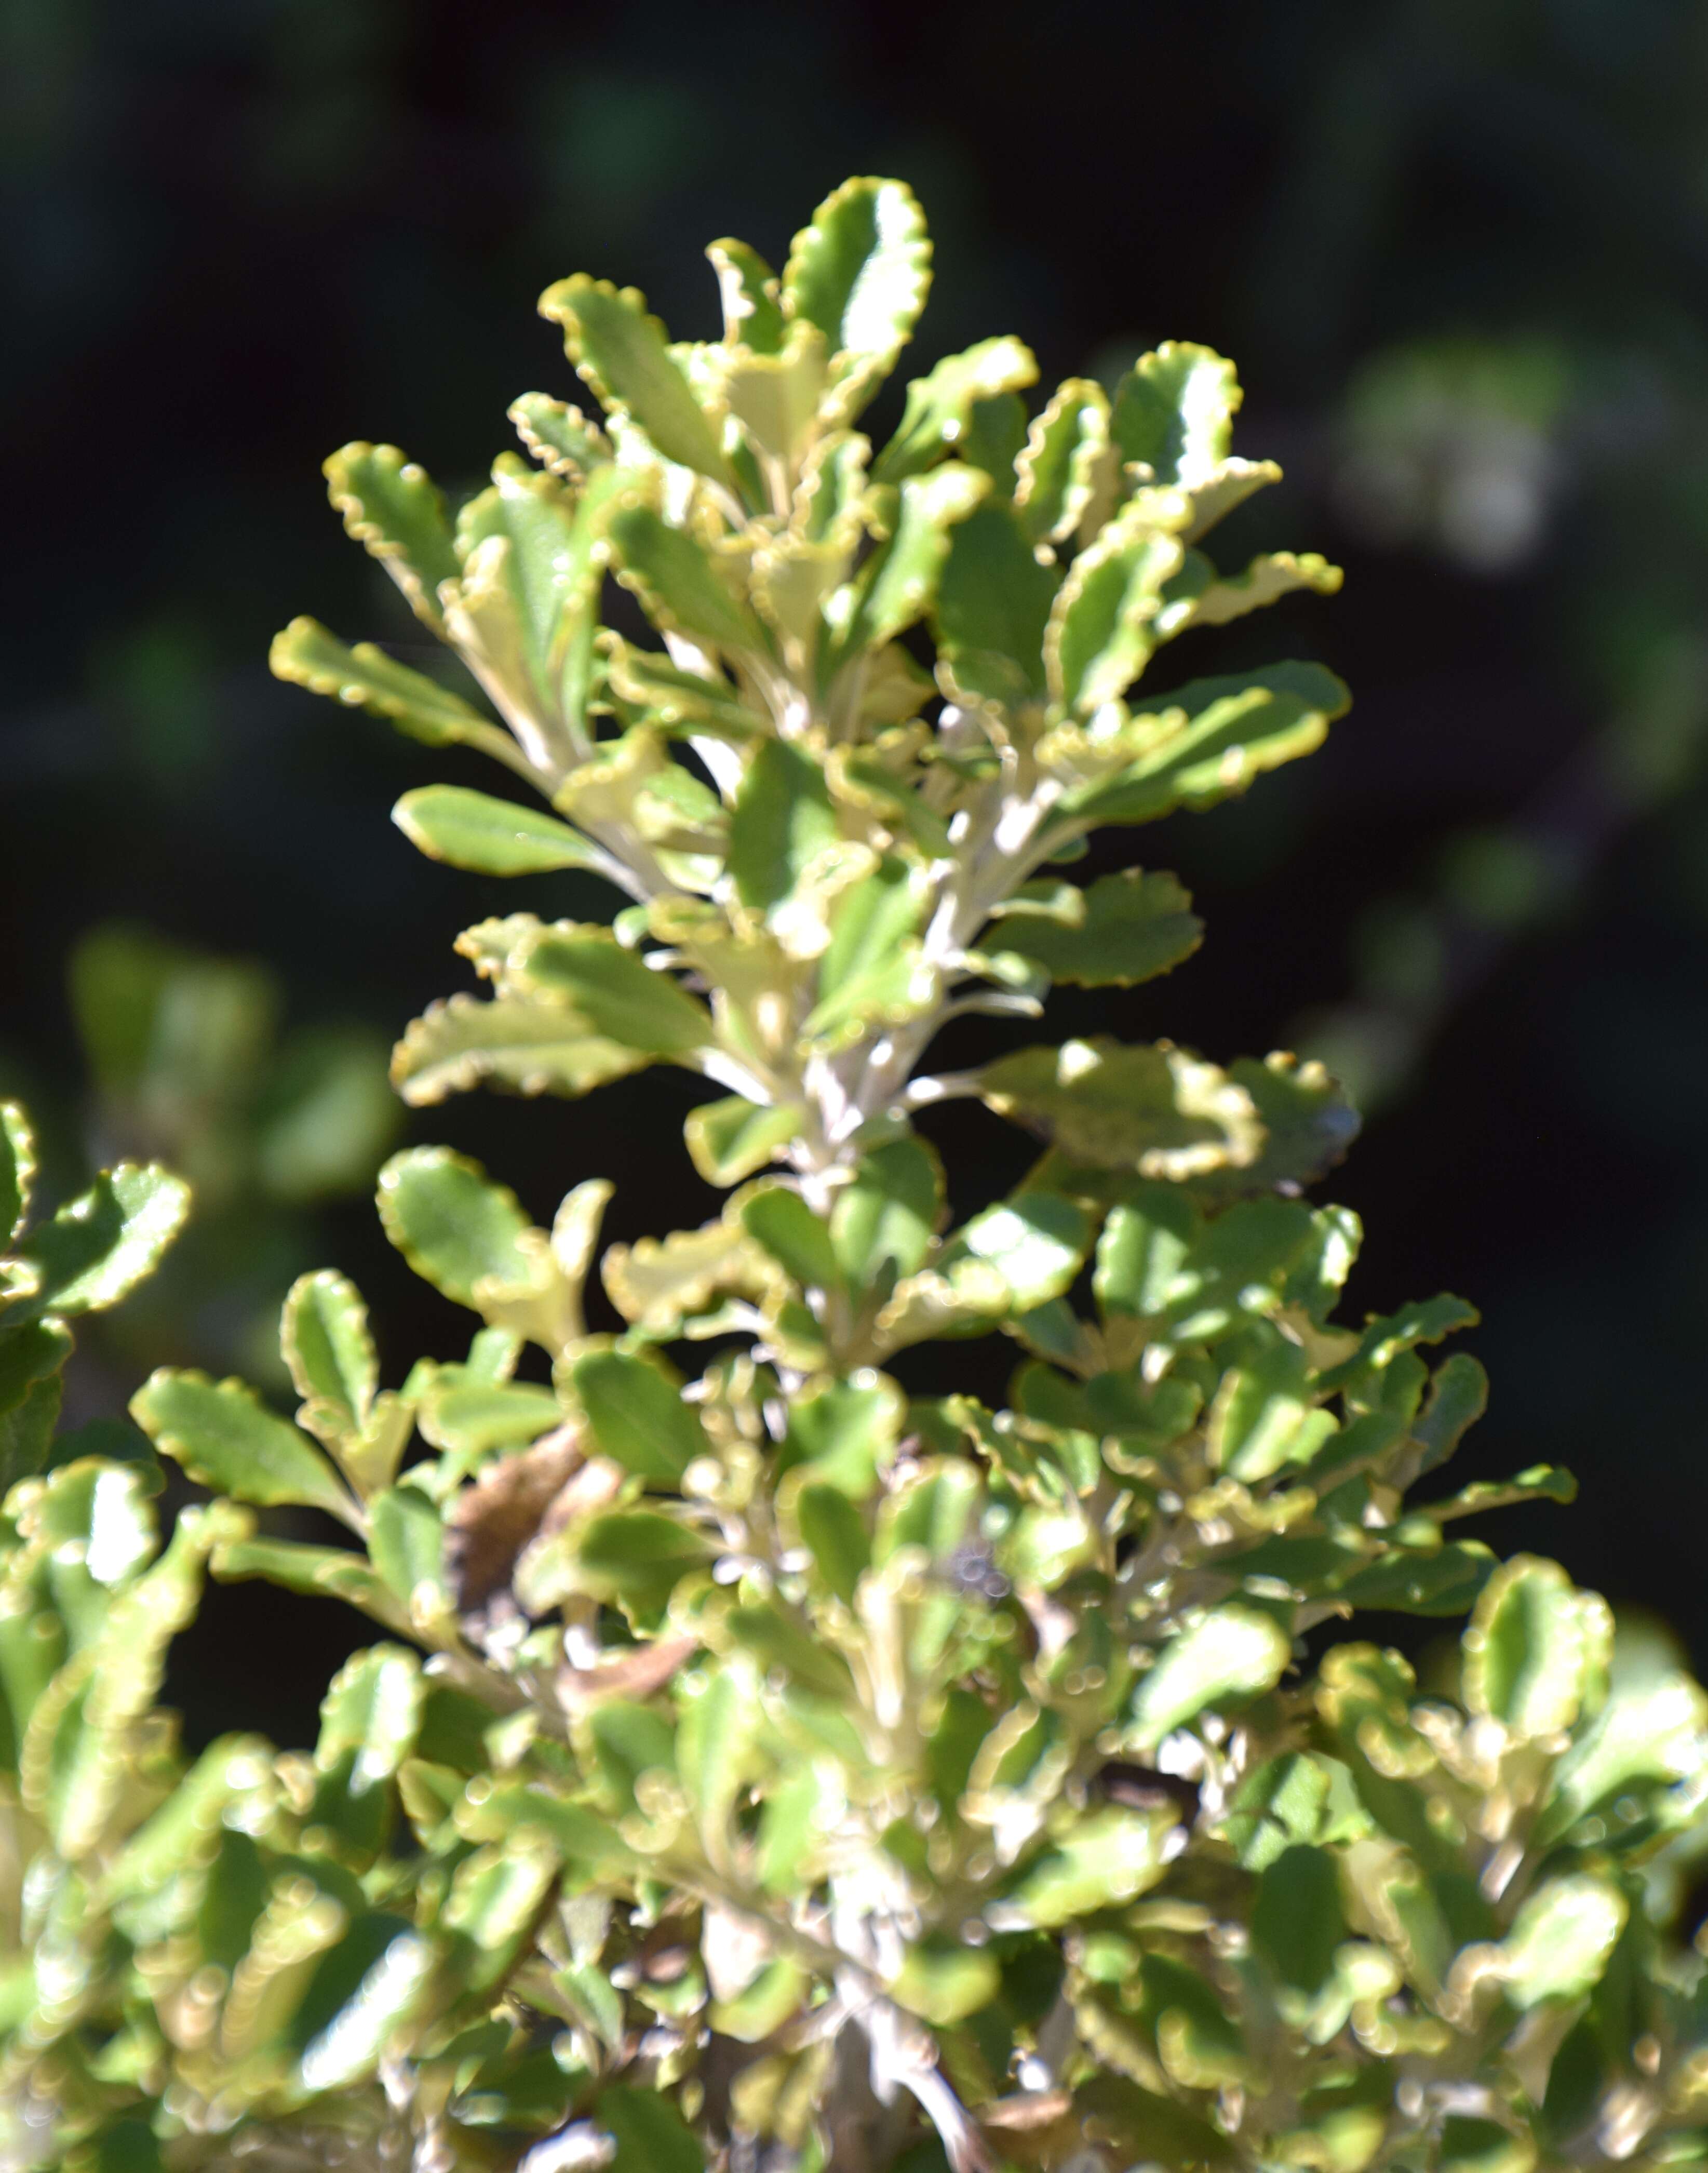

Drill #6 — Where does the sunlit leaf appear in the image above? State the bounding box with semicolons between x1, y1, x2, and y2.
1125;1605;1292;1755
131;1371;355;1525
323;440;461;630
394;784;607;878
783;175;932;419
16;1163;191;1317
538;275;733;483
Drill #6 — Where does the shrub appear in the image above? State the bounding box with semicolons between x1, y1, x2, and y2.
4;177;1702;2173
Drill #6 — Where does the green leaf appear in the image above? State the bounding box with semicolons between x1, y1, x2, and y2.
391;994;650;1107
933;500;1058;706
1411;1353;1490;1476
508;391;612;477
1158;548;1341;639
310;1644;423;1855
606;497;766;656
959;388;1031;491
829;1136;943;1287
0;1312;72;1415
1320;1292;1481;1389
571;1347;709;1483
376;1146;538;1308
298;1921;439;2094
368;1485;445;1615
416;1376;561;1473
587;1698;677;1816
1110;343;1242;487
1462;1557;1610;1740
792;1482;870;1605
707;235;786;353
1045;492;1187;715
556;1508;718;1617
986;868;1202;987
511;924;712;1058
0;1102;34;1248
15;1163;191;1318
890;1935;1001;2025
538;274;733;483
979;1037;1264;1178
208;1533;410;1635
1125;1604;1293;1755
782;176;932;415
1181;1052;1359;1205
947;1192;1090;1311
440;1834;560;1992
778;1373;904;1497
738;1187;843;1293
1494;1874;1628;2008
601;1216;774;1337
601;637;762;740
994;1805;1176;1929
599;2083;706;2173
393;785;607;879
1333;1540;1496;1616
803;857;932;1049
270;616;499;753
1251;1843;1348;1993
727;736;840;913
280;1270;376;1438
873;334;1039;484
131;1371;355;1525
1437;2120;1537;2173
1206;1332;1332;1483
322;440;461;629
830;462;989;666
1016;377;1112;547
683;1097;802;1187
1052;661;1352;828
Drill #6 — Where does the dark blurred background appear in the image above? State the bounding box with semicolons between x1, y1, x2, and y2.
7;0;1708;1738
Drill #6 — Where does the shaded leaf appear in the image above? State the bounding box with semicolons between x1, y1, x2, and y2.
571;1348;710;1483
874;334;1039;485
986;868;1202;987
933;500;1058;706
727;737;840;914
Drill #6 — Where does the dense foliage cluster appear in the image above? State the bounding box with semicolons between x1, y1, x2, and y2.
5;179;1707;2173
